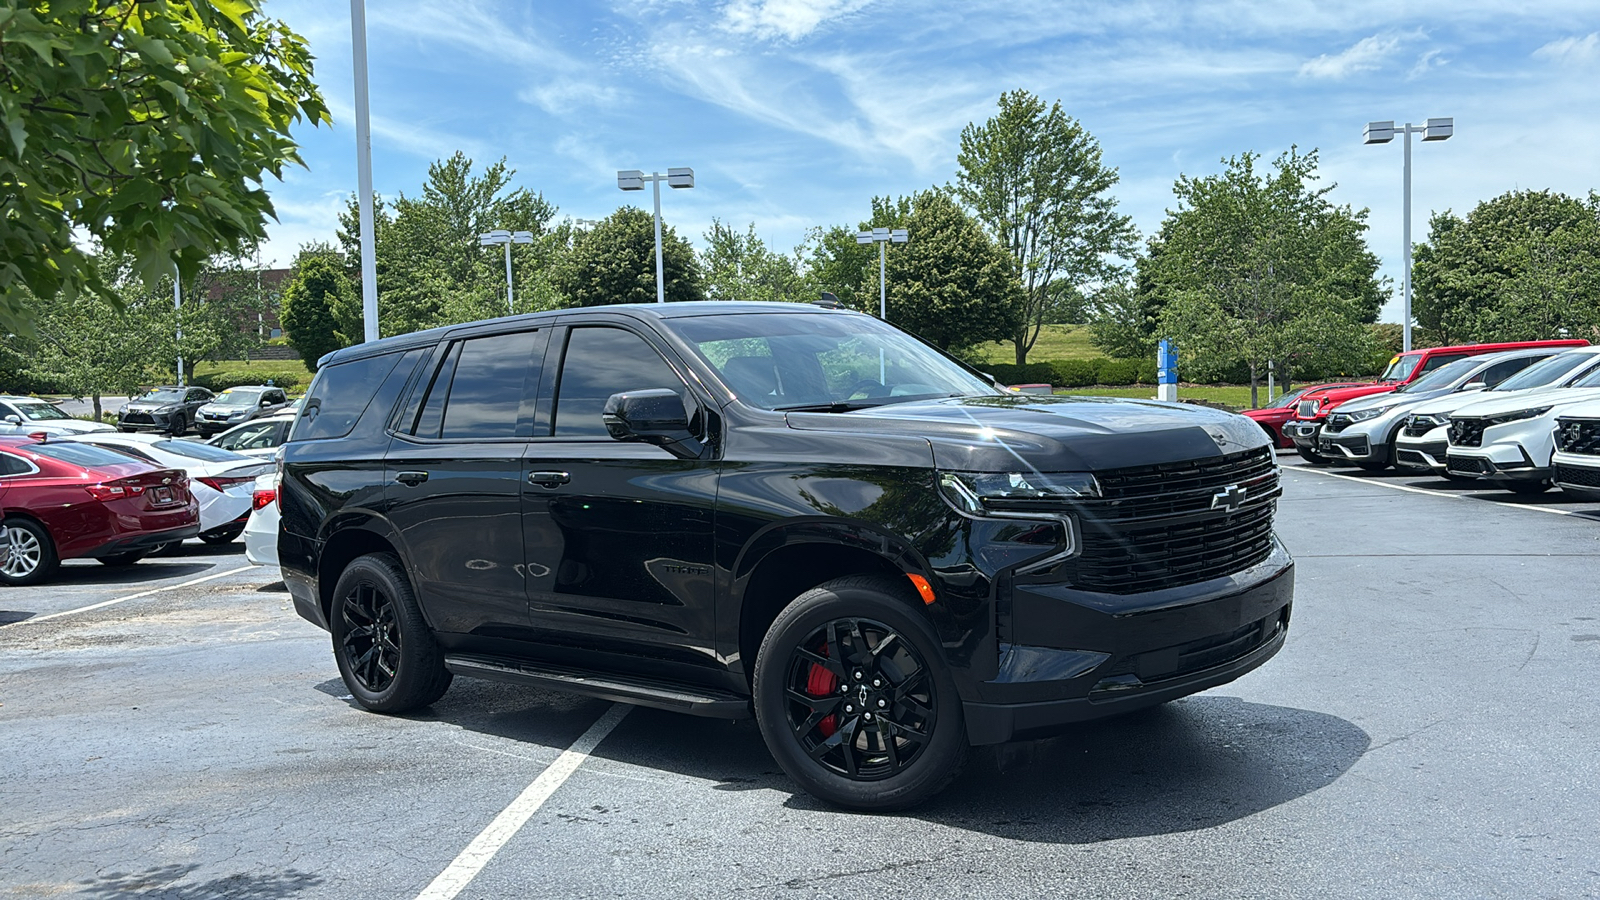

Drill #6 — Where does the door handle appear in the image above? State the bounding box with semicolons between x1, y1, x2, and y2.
527;470;571;487
395;471;429;487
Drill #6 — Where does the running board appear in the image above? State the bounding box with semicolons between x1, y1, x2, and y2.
444;655;750;719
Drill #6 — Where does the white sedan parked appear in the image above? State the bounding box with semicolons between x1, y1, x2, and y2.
242;471;279;566
207;412;297;460
62;433;271;543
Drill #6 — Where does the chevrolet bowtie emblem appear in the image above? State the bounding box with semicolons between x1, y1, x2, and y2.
1211;484;1247;513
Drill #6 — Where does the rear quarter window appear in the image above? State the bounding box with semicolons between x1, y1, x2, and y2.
293;352;411;441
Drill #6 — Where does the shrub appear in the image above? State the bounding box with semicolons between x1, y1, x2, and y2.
1050;359;1098;387
191;367;308;393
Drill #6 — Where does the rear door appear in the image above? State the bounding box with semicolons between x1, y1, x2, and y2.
520;322;720;666
385;328;547;638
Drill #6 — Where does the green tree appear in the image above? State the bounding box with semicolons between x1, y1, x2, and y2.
0;0;329;335
955;90;1139;364
0;255;171;419
281;256;353;371
883;190;1024;351
701;220;804;303
798;196;915;310
1144;148;1385;405
1412;191;1600;344
1086;280;1158;359
337;153;559;335
552;207;704;306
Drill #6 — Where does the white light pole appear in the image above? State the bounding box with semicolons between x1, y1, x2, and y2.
855;227;909;381
351;0;379;342
1364;117;1453;353
174;264;184;387
478;229;534;314
618;168;694;303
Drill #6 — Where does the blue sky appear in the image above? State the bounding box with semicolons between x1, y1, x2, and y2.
258;0;1600;324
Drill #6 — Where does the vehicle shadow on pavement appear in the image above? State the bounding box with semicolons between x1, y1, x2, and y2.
72;863;322;899
48;561;213;586
422;684;1368;838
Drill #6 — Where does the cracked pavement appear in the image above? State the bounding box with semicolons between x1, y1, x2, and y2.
2;459;1598;898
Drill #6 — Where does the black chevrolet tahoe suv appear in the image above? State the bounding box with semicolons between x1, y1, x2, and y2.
279;301;1293;810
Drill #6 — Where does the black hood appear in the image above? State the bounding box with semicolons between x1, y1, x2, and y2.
785;394;1269;472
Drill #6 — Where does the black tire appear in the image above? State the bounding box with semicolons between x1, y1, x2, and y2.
98;550;148;566
1507;481;1551;496
752;575;967;812
199;524;246;545
1296;447;1330;465
151;541;184;556
0;518;60;586
330;553;452;713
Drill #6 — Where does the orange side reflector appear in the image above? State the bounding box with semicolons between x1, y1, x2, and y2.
907;573;936;605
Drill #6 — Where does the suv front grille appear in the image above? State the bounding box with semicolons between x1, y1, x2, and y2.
1555;463;1600;488
1296;400;1316;418
1404;415;1436;438
1058;447;1280;594
121;413;154;425
1555;418;1600;456
1448;417;1486;447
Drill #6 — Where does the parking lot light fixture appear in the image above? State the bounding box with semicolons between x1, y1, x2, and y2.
855;228;910;380
617;167;695;303
478;230;536;315
1365;116;1453;353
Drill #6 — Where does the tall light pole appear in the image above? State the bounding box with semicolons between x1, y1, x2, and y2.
855;227;909;380
351;0;379;342
1364;117;1453;352
478;229;534;314
617;168;694;303
174;264;184;387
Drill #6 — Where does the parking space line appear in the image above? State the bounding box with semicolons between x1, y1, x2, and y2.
7;564;257;626
1283;466;1590;518
415;703;632;900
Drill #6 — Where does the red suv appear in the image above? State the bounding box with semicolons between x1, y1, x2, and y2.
1284;339;1589;464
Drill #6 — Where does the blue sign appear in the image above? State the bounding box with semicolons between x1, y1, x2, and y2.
1157;339;1178;385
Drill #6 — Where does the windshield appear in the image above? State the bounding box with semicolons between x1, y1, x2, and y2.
663;312;998;410
1394;356;1483;394
1491;352;1595;392
138;389;185;404
12;401;71;421
212;389;262;407
1381;354;1421;382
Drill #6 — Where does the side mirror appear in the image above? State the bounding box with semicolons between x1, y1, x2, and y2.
260;398;274;407
602;389;703;459
1461;381;1487;392
2;414;20;426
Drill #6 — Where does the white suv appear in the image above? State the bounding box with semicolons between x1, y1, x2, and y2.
1443;361;1600;494
1551;402;1600;500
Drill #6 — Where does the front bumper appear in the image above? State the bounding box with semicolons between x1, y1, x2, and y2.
119;411;180;432
1444;446;1548;483
1284;420;1322;450
1317;428;1373;461
963;541;1294;745
1551;451;1600;499
1395;428;1449;471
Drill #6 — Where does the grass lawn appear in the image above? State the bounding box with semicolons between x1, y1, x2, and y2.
1054;384;1261;411
971;324;1100;364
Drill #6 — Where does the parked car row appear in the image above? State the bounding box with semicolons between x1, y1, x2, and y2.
1274;343;1600;498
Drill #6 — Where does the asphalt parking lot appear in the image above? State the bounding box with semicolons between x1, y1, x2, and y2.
3;458;1598;899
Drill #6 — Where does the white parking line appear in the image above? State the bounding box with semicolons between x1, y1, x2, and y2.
1284;466;1591;518
415;703;632;900
9;564;257;625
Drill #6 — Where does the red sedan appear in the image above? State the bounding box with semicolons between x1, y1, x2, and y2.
0;436;200;585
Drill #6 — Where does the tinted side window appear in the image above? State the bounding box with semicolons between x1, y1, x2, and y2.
1418;353;1467;375
440;332;540;439
0;452;32;476
411;343;462;439
1480;356;1541;387
553;327;686;438
187;389;210;403
295;352;407;441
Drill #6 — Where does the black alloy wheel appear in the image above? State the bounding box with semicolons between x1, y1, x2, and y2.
753;575;967;811
783;617;937;781
329;553;452;713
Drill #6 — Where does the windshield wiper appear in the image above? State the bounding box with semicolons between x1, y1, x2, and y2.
772;400;885;413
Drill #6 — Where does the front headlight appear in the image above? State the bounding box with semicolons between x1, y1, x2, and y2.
1347;404;1396;423
1487;407;1552;426
937;471;1100;514
1413;413;1450;427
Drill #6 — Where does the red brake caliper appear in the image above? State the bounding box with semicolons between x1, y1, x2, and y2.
805;640;839;738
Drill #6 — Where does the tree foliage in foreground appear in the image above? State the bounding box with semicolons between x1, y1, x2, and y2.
1136;148;1386;404
0;0;329;335
956;90;1139;364
1412;190;1600;345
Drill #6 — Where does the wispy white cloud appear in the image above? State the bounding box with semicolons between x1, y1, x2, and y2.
1533;32;1599;65
719;0;873;41
1298;32;1410;80
324;96;486;163
1409;48;1448;79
